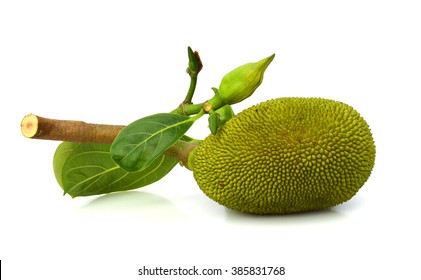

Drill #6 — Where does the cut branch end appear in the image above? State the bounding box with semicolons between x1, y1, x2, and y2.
21;114;39;138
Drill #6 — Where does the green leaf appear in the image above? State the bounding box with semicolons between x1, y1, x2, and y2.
216;104;235;126
53;142;178;197
207;105;234;135
208;111;220;135
53;141;76;188
110;113;196;172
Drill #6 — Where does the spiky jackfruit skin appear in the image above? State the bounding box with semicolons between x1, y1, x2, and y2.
191;98;375;214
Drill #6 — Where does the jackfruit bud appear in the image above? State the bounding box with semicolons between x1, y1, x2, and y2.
218;54;275;105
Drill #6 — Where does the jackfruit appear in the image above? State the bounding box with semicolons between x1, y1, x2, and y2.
189;97;375;214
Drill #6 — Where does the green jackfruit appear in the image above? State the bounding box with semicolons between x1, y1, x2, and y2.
189;97;376;214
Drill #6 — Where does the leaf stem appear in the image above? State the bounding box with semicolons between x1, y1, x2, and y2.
184;75;197;104
184;47;203;104
171;103;203;115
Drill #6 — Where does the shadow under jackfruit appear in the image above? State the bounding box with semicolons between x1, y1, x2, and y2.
189;97;376;214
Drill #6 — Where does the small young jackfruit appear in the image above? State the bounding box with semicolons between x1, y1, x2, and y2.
189;98;376;215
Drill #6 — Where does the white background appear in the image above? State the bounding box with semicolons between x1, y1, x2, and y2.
1;0;420;279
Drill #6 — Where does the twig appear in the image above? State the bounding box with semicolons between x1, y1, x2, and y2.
21;114;124;144
21;113;198;167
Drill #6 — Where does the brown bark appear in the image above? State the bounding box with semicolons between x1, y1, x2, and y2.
21;114;124;144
